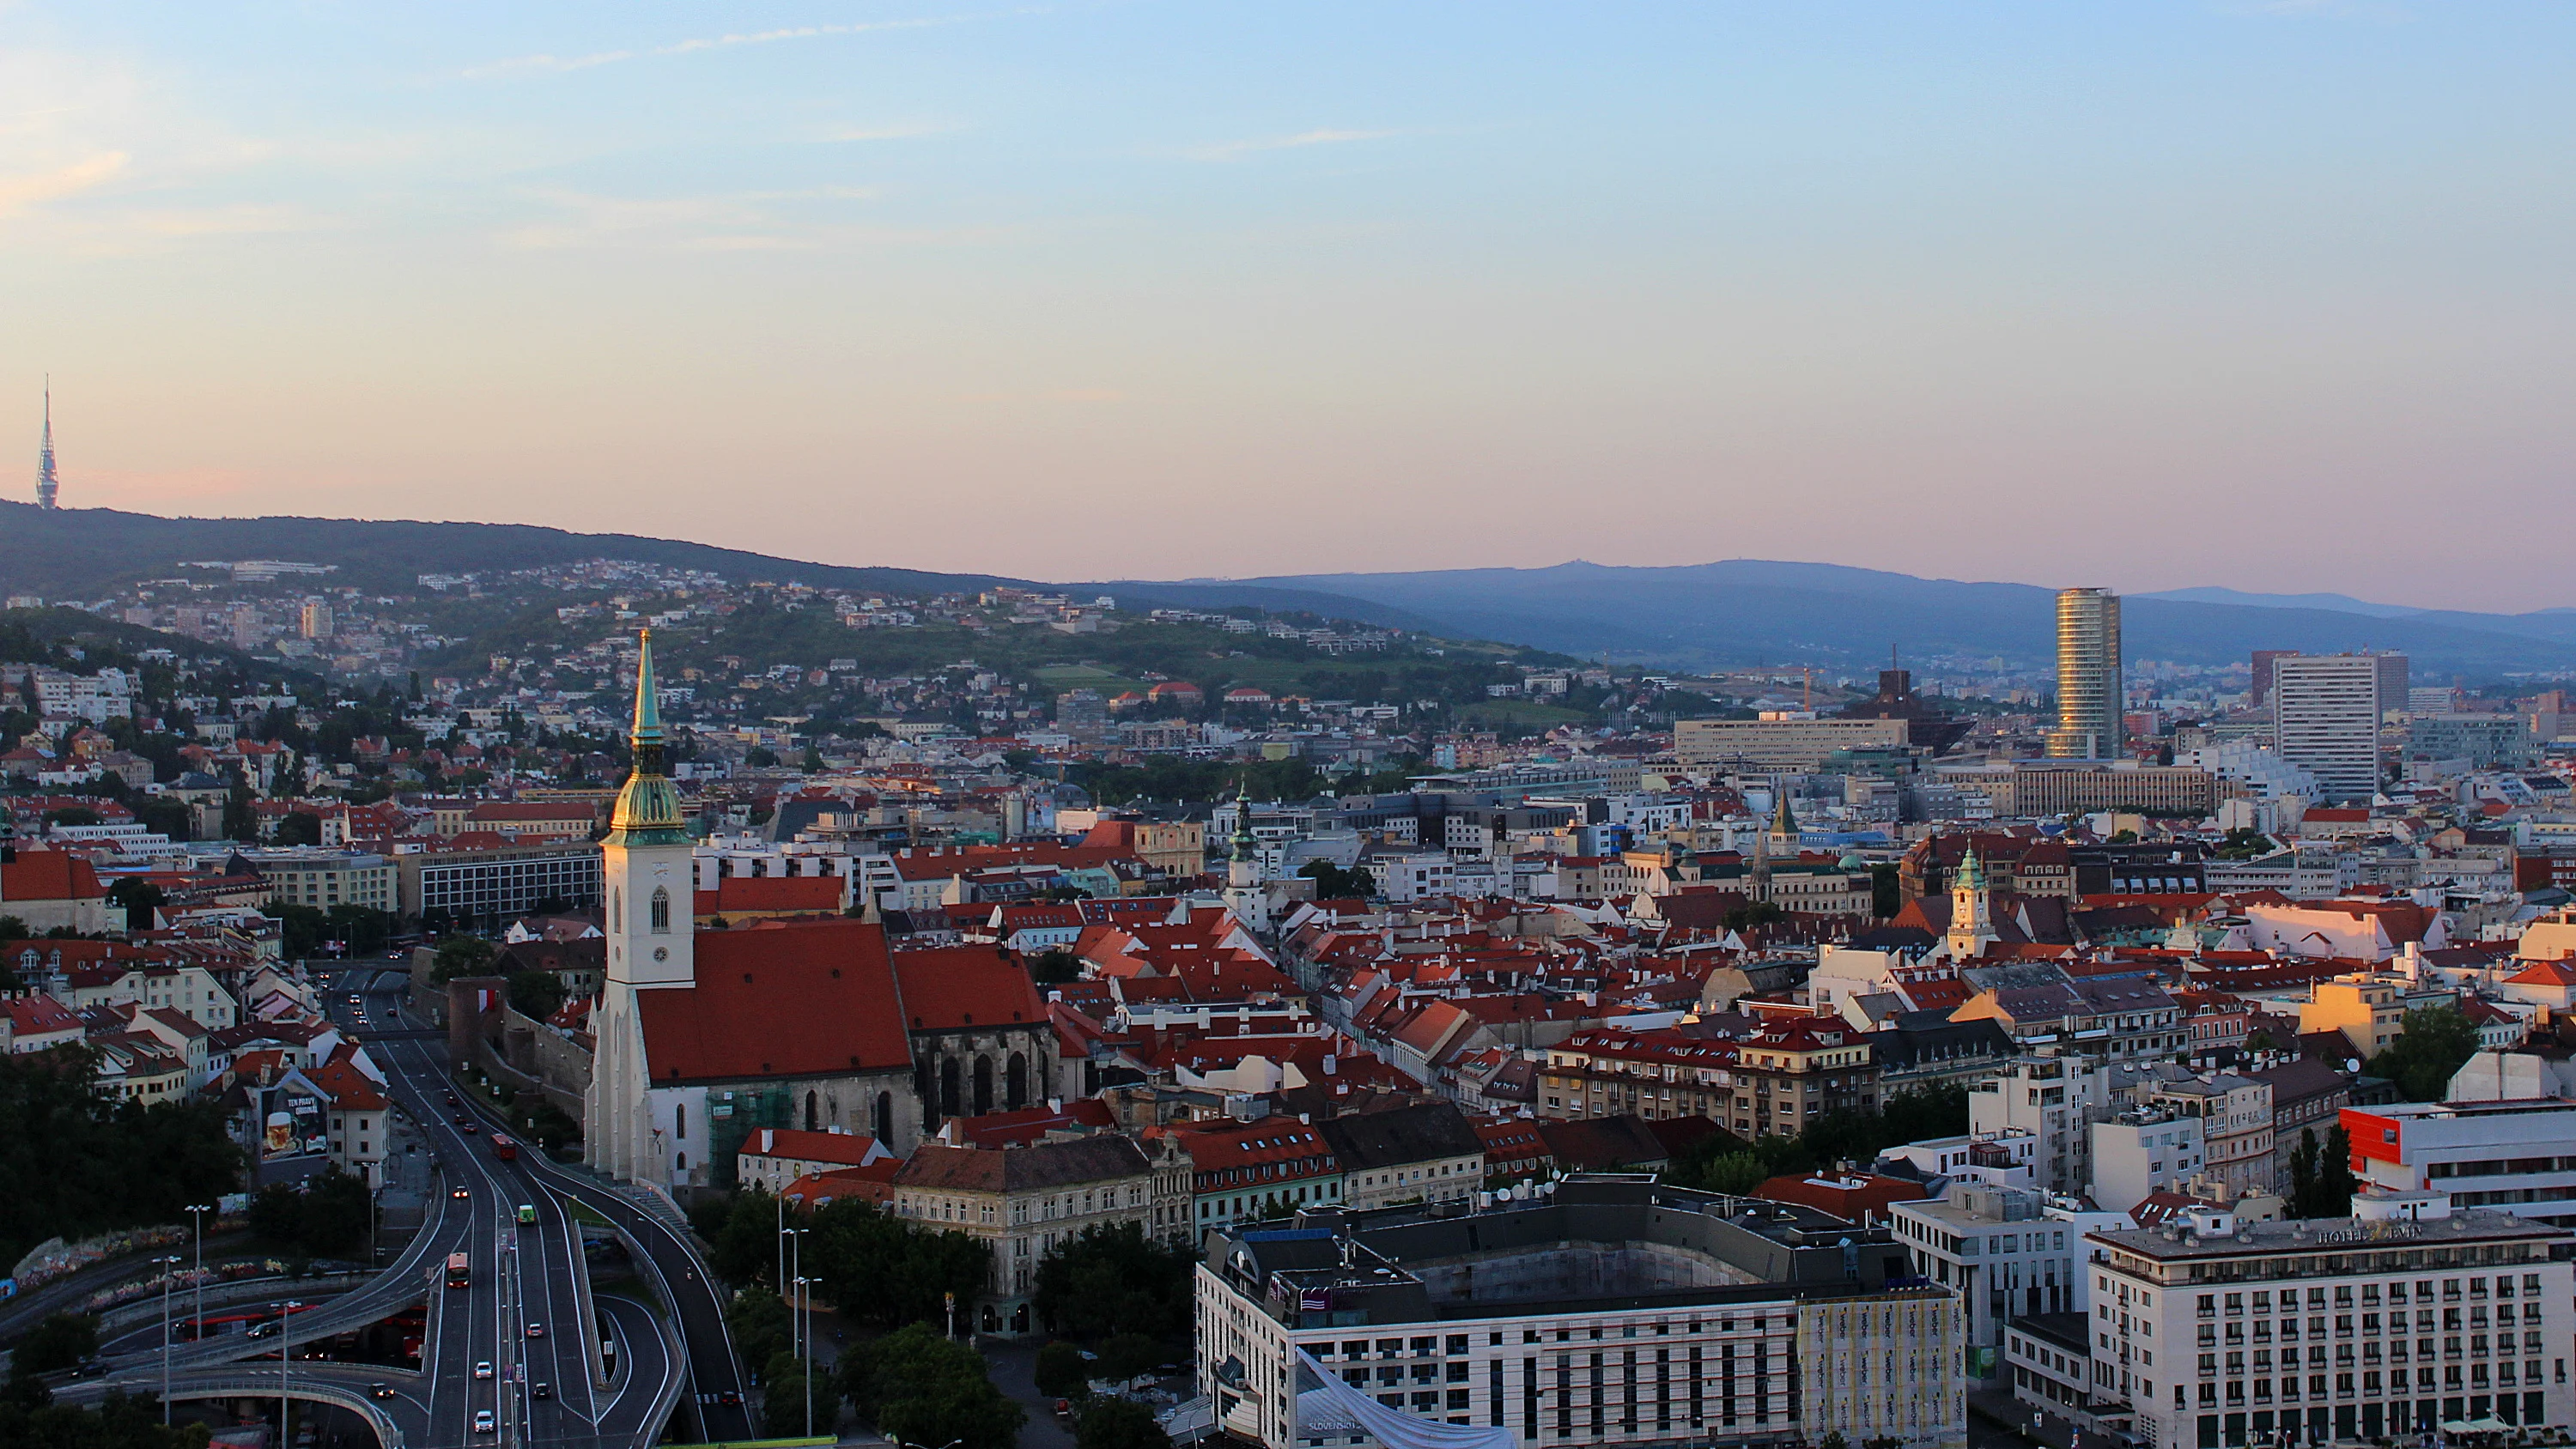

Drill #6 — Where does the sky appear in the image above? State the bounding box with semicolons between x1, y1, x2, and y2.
5;3;2573;609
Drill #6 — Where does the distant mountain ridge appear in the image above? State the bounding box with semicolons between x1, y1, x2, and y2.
1094;560;2576;676
5;505;2570;677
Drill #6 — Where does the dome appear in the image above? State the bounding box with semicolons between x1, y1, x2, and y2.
1838;850;1868;870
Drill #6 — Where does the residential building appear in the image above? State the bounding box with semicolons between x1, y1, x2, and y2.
1167;1111;1346;1229
2407;715;2537;772
1674;717;1910;773
1971;1052;2111;1197
398;838;605;925
1536;1019;1879;1138
2147;1073;2275;1197
2300;977;2407;1062
2011;762;2221;819
2091;1110;2208;1216
2086;1192;2575;1449
2272;655;2384;805
892;1132;1193;1336
1199;1176;1965;1449
1888;1183;2127;1379
243;847;396;914
2243;1058;2351;1185
2047;588;2123;760
735;1126;896;1195
2344;1096;2576;1230
1315;1101;1487;1211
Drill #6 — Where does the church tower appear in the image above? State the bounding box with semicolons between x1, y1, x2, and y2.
1947;845;1997;961
1221;781;1267;931
586;629;695;1185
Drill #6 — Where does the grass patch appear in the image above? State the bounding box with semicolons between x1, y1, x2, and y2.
592;1277;666;1319
1457;700;1592;726
563;1198;614;1230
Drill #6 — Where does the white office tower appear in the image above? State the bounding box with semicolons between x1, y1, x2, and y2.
2271;654;2382;804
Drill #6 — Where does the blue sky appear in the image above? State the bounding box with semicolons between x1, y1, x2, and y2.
5;3;2572;607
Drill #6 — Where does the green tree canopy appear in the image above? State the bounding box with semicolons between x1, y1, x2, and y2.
0;1047;243;1268
2366;1004;2482;1101
1077;1396;1173;1449
1032;1222;1197;1341
840;1323;1025;1449
804;1197;991;1330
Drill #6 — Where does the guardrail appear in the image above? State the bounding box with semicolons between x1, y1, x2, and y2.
97;1273;373;1335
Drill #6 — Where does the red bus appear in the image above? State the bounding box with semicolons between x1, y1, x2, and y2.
489;1134;517;1161
445;1252;471;1289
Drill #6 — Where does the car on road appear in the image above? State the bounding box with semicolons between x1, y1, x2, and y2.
462;1122;479;1135
453;1186;471;1199
714;1391;743;1407
525;1322;544;1338
474;1361;493;1379
532;1381;551;1399
472;1410;495;1434
369;1383;393;1399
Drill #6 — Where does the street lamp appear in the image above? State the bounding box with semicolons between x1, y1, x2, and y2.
184;1203;213;1346
157;1255;182;1423
793;1274;815;1438
783;1227;809;1361
278;1298;302;1449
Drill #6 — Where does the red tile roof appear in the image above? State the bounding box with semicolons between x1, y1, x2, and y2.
635;920;914;1084
890;945;1045;1033
1;851;105;902
696;876;843;916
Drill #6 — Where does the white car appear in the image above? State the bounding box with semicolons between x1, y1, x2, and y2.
473;1410;495;1434
474;1361;493;1379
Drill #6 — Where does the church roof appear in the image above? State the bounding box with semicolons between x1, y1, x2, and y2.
635;919;914;1084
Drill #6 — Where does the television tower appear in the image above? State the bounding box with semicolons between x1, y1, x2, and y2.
35;380;59;510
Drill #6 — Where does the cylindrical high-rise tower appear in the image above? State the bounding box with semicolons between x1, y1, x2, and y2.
2046;587;2122;759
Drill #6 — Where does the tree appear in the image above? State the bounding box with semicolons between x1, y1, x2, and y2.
428;935;498;984
805;1197;990;1330
1691;1151;1771;1197
507;969;566;1021
762;1351;815;1436
1033;1223;1198;1341
2367;1004;2482;1101
105;879;164;931
13;1313;99;1373
1093;1332;1163;1385
1297;859;1376;900
745;746;781;768
841;1323;1024;1449
1869;864;1901;919
0;1046;244;1270
726;1285;793;1369
0;1387;210;1448
1035;1341;1091;1400
1028;948;1084;985
246;1169;369;1256
2287;1124;2357;1219
695;1189;786;1288
273;812;323;847
1077;1396;1172;1449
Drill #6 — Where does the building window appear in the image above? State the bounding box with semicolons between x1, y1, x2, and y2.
649;887;671;933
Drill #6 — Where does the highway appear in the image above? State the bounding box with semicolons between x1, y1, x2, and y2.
80;960;740;1447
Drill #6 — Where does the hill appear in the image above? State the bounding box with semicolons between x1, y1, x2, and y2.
1097;561;2576;676
11;506;2574;679
0;501;1014;600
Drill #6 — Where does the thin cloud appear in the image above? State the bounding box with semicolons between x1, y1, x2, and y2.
1184;129;1395;162
466;12;1025;79
820;123;953;142
0;151;130;217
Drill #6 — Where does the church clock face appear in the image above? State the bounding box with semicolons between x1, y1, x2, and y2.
653;948;669;962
